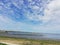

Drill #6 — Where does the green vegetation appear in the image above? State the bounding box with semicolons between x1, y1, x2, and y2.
0;43;7;45
0;36;60;45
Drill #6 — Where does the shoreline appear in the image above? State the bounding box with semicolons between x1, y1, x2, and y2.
0;31;60;40
0;36;60;45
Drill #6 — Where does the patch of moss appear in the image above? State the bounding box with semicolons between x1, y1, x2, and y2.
0;43;7;45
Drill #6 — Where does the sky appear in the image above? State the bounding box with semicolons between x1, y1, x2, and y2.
0;0;60;33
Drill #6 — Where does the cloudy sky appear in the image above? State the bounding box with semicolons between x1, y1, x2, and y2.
0;0;60;33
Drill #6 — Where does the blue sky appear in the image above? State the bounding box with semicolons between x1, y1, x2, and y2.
0;0;60;33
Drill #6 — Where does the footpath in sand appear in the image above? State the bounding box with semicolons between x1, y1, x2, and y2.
0;39;22;45
0;40;19;45
0;41;17;45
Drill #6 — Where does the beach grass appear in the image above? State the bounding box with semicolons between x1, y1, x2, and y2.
0;36;60;45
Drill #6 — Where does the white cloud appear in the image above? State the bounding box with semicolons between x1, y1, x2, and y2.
0;15;14;23
0;0;60;33
28;0;60;33
45;0;60;24
0;14;33;31
24;0;55;25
